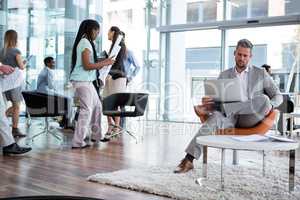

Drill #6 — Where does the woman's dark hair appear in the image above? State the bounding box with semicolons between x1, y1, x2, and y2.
107;26;127;79
70;19;100;74
108;26;126;61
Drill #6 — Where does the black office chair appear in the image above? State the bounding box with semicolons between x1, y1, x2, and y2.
22;91;70;143
102;92;148;143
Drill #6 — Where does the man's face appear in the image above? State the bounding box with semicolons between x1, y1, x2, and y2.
234;47;252;69
47;60;55;69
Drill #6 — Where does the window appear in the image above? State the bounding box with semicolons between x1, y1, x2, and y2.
229;0;268;19
186;47;220;70
191;77;205;98
107;9;133;25
48;0;65;9
282;43;300;70
285;0;300;15
144;50;159;93
187;1;218;23
160;1;300;122
282;42;300;92
227;25;300;92
150;7;157;28
2;0;102;93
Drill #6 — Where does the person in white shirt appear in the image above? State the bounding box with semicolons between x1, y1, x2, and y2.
0;62;31;155
69;19;114;148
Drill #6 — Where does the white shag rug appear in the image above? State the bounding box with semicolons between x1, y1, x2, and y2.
88;157;300;200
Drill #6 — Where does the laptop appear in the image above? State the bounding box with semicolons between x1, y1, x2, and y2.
204;78;243;103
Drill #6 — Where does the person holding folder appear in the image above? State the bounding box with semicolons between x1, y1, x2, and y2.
101;26;127;142
70;19;114;148
0;63;32;155
0;30;27;137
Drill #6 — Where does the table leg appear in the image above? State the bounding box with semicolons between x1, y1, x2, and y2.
283;113;287;137
290;116;294;137
262;150;266;177
232;150;238;165
196;146;208;186
221;148;225;191
289;150;295;192
202;145;207;178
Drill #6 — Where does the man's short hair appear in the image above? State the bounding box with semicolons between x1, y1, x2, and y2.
236;39;253;51
44;56;54;66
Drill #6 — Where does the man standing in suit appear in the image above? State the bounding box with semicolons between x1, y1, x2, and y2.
174;39;283;173
0;63;31;155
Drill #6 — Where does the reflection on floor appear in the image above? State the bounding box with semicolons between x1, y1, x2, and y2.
0;118;300;200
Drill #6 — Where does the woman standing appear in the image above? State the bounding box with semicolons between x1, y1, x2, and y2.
0;30;27;137
101;26;127;142
70;19;114;148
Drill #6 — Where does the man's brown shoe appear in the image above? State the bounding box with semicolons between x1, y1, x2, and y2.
174;158;194;173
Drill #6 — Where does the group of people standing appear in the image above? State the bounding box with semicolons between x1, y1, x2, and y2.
0;19;140;153
66;20;141;148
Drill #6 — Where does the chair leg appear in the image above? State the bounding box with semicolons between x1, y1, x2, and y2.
26;117;62;144
26;130;47;144
109;124;138;143
47;129;62;140
26;117;31;128
221;148;226;191
124;129;138;144
232;150;238;165
110;124;124;137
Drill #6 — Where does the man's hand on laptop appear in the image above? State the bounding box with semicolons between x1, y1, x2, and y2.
193;96;215;117
194;105;209;117
202;96;215;112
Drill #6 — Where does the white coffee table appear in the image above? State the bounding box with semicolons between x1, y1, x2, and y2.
196;135;299;191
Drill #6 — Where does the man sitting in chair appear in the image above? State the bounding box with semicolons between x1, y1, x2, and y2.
36;57;73;129
174;39;283;173
37;56;56;94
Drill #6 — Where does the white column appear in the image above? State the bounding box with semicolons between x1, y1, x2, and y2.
164;0;186;121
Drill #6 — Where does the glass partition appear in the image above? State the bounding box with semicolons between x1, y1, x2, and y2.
227;25;300;93
227;0;300;19
161;0;224;25
163;29;221;121
160;0;300;26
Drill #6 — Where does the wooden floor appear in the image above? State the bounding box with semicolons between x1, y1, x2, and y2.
1;119;300;200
